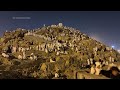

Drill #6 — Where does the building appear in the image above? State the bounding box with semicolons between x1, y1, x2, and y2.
58;23;63;27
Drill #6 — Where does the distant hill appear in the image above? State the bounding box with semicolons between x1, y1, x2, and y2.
0;23;120;79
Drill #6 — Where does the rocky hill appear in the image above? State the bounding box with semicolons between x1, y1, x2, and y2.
0;23;120;79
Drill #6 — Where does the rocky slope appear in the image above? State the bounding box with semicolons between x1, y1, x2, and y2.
0;23;120;79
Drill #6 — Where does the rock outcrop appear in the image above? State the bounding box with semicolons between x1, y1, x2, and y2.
0;23;120;79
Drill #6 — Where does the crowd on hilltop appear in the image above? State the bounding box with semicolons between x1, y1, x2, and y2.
0;23;120;79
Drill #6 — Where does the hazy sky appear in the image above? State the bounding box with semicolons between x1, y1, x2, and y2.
0;11;120;49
